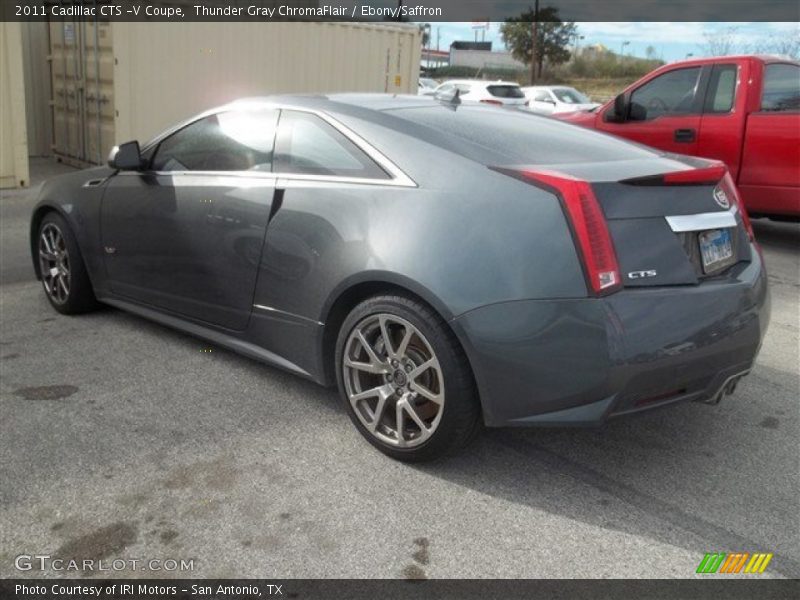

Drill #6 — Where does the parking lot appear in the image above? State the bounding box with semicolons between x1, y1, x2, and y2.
1;159;798;579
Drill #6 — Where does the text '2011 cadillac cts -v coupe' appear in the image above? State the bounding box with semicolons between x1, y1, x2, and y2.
31;94;770;461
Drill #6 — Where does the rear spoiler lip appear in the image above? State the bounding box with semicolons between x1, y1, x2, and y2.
619;164;727;187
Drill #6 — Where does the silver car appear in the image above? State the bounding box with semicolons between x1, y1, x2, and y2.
30;94;769;461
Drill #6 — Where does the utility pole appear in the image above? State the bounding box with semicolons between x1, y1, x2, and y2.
530;0;539;84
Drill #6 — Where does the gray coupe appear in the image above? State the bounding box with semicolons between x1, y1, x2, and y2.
30;94;769;460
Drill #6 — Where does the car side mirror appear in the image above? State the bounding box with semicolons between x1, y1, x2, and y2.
108;141;143;170
611;92;630;122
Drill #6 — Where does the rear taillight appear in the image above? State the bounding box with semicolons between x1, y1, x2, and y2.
504;168;622;296
719;172;755;241
480;99;503;106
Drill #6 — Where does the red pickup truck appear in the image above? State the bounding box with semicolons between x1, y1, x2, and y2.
555;56;800;220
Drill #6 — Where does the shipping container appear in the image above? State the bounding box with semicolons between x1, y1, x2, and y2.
1;22;30;188
21;21;53;158
38;21;420;166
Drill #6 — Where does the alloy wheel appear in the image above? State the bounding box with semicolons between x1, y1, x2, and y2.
39;223;71;304
342;313;444;448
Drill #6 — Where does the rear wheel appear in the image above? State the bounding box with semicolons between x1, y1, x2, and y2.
37;212;100;314
336;295;481;462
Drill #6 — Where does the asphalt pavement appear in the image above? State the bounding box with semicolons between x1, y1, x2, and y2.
1;158;798;579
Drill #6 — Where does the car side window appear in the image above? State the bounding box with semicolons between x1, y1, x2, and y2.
151;109;279;172
273;110;390;179
761;63;800;111
704;65;738;113
629;67;702;120
533;91;551;102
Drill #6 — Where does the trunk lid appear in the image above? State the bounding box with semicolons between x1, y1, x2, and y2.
497;159;753;291
592;178;751;287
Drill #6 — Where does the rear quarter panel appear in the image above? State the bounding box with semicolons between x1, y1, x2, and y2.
254;148;589;324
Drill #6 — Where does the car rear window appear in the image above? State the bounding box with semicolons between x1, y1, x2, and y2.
762;63;800;111
388;105;655;165
487;85;525;99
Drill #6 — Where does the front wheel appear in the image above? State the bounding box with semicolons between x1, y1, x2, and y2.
336;295;481;462
37;212;100;314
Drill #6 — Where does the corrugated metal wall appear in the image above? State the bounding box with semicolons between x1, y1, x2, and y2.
1;22;30;188
113;22;420;144
41;21;419;163
21;22;53;158
48;19;115;166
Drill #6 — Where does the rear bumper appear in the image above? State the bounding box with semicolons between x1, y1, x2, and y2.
452;250;770;427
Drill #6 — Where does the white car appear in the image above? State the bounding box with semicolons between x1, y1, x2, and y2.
432;79;528;106
523;86;600;115
418;77;438;95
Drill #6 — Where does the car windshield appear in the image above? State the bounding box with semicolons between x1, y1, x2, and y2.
552;88;591;104
420;78;437;89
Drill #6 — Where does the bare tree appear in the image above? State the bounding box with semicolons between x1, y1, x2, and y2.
753;34;800;60
699;27;741;56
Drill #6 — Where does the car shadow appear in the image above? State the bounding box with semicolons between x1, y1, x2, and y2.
751;219;800;252
412;363;800;578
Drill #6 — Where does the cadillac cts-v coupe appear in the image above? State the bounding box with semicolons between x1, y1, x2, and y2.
30;94;769;461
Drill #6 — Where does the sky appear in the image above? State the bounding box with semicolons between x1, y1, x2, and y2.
427;22;799;62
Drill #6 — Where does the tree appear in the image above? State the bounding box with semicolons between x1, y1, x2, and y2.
754;34;800;60
419;23;431;48
699;27;740;56
500;7;577;80
645;45;657;60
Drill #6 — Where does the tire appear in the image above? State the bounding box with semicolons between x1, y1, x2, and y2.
335;294;481;462
37;212;100;315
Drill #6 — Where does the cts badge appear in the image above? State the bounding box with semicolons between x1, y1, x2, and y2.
713;186;731;209
628;270;657;279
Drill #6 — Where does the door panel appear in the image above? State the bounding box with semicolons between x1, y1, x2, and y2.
101;173;275;330
600;115;702;155
597;65;705;155
697;62;748;177
738;62;800;215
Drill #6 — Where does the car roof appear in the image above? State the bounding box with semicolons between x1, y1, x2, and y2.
666;54;799;67
437;79;520;86
229;93;438;113
524;85;577;91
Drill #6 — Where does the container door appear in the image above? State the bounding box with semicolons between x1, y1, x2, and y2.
81;19;114;165
50;18;114;166
50;19;85;163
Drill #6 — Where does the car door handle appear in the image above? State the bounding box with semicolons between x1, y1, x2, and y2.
267;188;284;224
674;128;696;143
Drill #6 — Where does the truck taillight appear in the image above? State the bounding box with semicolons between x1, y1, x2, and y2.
505;168;622;296
719;173;755;242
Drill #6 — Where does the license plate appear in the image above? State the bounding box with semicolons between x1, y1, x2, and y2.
698;229;734;273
